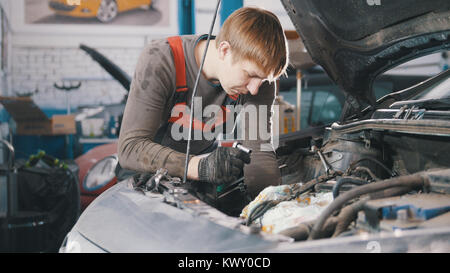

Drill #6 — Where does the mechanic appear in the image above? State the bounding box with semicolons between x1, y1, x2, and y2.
117;7;289;199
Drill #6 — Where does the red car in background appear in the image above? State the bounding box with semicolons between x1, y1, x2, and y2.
75;44;128;211
75;142;118;211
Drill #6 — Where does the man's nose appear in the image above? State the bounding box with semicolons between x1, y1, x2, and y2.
246;78;263;95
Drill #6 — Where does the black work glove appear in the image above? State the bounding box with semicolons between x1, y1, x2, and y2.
198;147;251;185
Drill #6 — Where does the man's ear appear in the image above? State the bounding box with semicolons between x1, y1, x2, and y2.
217;41;231;61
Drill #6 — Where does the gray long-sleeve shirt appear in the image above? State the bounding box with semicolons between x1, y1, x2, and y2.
118;35;281;198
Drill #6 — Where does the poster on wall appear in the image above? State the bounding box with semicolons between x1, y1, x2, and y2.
11;0;178;35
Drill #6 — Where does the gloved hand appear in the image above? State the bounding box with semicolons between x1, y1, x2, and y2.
198;146;251;185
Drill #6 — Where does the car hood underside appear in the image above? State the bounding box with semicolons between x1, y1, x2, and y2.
281;0;450;110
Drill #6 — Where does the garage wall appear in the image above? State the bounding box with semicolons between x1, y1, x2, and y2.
1;0;176;109
0;0;235;109
0;0;300;111
1;0;448;111
10;42;140;108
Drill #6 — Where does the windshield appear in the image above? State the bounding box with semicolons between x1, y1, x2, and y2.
412;72;450;100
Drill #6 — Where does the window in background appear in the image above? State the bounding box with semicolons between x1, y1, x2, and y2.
310;90;342;126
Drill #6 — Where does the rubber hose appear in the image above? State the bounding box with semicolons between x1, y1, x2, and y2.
308;173;429;240
349;157;394;177
331;186;415;237
331;198;368;237
332;177;370;199
279;217;338;241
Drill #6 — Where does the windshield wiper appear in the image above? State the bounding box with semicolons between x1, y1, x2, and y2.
390;97;450;110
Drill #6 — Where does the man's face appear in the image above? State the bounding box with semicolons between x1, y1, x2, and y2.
217;42;267;96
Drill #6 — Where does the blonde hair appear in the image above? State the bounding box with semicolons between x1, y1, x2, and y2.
216;7;289;82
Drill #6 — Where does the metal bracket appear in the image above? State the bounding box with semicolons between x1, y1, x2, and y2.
403;105;418;120
393;105;408;119
312;145;333;175
326;151;343;165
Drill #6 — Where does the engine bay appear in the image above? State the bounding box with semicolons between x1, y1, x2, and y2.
273;113;450;241
131;107;450;247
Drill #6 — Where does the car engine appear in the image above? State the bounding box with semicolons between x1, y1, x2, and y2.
273;88;450;242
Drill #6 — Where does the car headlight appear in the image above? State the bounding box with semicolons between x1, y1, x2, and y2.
83;155;118;191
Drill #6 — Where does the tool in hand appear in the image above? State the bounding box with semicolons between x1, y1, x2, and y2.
232;142;252;154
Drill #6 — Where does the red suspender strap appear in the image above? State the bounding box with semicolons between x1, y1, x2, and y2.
166;36;238;132
167;36;188;93
228;94;239;101
167;36;203;130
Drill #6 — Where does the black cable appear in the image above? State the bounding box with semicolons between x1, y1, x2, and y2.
332;177;370;199
293;176;321;198
183;0;222;183
246;172;341;226
348;157;395;177
352;166;380;181
255;201;278;219
132;173;153;188
246;200;281;226
292;171;342;198
246;200;270;225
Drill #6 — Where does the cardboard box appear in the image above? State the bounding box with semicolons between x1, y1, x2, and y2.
0;96;76;135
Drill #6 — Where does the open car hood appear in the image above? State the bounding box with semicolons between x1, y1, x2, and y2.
281;0;450;110
80;44;131;92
